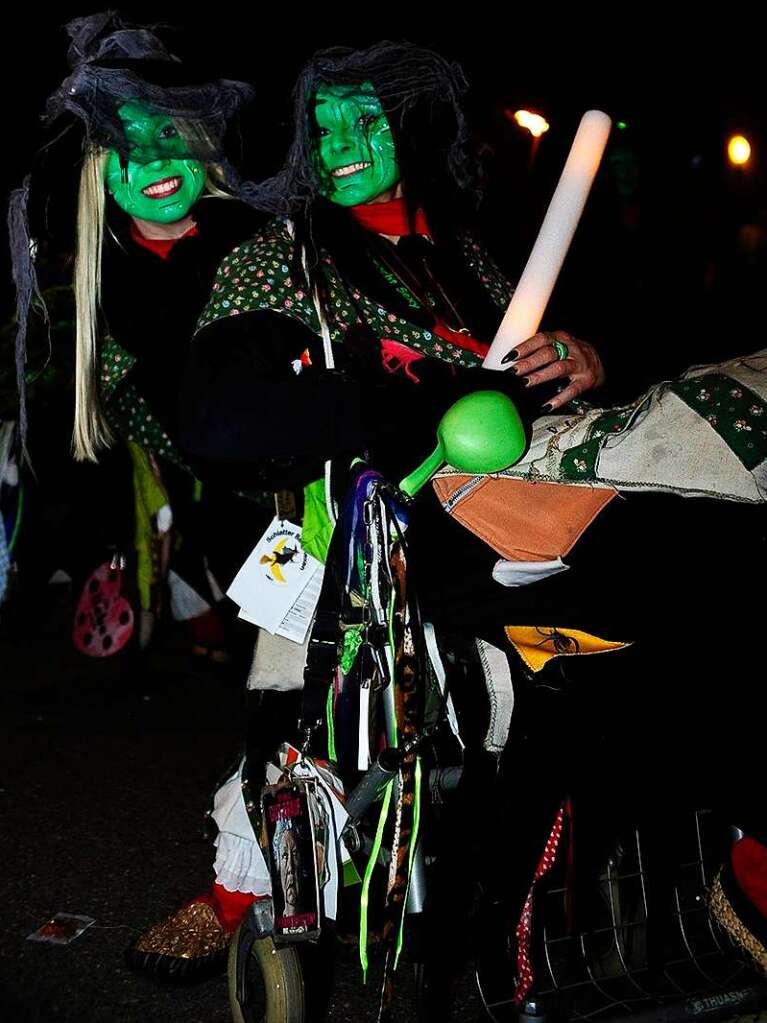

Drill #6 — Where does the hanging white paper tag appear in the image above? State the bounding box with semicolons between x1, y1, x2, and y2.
228;518;324;643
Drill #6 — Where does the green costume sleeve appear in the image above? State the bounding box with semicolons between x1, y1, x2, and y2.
128;441;170;610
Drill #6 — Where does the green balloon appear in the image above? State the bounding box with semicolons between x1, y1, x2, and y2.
400;391;526;497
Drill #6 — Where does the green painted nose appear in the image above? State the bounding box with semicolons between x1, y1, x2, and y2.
399;391;526;497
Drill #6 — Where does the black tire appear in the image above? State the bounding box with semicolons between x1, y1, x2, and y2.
228;922;305;1023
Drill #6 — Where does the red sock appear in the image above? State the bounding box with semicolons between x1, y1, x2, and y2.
184;885;263;933
732;837;767;921
212;883;262;932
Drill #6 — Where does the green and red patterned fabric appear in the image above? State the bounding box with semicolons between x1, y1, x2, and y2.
196;218;512;370
99;336;188;469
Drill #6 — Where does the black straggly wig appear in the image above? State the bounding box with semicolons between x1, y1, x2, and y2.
247;41;486;310
254;41;480;217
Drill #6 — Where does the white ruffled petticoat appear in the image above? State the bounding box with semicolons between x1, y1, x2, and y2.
211;762;272;895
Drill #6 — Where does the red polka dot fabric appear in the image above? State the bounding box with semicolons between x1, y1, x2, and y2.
515;804;566;1004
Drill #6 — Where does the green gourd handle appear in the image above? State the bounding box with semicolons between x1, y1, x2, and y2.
399;444;445;498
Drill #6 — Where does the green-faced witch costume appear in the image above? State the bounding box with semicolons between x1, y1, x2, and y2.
7;11;266;652
177;42;767;1014
5;11;286;977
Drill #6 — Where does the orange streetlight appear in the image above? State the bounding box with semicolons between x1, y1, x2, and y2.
727;134;752;167
513;109;550;139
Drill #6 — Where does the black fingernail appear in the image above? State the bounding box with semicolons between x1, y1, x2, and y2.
508;365;518;375
502;349;519;364
523;377;531;386
541;403;553;413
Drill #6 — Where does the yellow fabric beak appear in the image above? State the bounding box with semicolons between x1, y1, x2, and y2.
504;625;630;674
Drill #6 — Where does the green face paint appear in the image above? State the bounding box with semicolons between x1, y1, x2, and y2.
313;83;400;207
104;101;206;223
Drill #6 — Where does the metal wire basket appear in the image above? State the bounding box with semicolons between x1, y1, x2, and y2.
521;810;767;1021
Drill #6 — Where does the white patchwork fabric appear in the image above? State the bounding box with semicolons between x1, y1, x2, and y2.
686;350;767;390
492;558;570;587
497;406;606;485
596;390;765;502
247;631;309;691
475;639;515;756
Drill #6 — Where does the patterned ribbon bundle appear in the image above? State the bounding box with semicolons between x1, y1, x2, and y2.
325;473;424;1022
375;543;423;1022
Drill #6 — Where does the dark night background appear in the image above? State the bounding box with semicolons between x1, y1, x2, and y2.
2;9;767;1022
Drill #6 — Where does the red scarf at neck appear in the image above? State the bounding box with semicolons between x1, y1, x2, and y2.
130;220;198;260
350;198;429;237
351;198;489;358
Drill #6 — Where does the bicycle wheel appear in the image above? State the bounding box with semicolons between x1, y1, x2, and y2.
228;922;305;1023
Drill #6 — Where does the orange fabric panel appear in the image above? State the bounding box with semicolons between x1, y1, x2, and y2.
432;476;616;562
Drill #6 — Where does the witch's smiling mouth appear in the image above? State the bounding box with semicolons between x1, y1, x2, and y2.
142;176;183;198
331;161;372;179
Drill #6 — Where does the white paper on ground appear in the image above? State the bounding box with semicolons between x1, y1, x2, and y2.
228;517;323;639
26;913;95;945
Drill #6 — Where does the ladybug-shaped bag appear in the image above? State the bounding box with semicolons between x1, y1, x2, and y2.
73;561;134;657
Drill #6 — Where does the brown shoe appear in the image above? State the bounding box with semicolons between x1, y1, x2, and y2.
126;901;230;983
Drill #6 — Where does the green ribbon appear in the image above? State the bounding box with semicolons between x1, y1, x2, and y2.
340;624;364;675
359;777;394;980
326;686;337;763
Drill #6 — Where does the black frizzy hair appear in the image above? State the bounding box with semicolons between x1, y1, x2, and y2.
8;10;254;452
255;40;479;218
250;41;485;309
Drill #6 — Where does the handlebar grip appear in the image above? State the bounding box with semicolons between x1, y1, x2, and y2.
343;750;399;825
